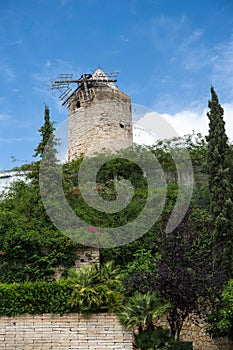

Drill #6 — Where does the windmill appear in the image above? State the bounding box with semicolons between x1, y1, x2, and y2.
51;69;119;107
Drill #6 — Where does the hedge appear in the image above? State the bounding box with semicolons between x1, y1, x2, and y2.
0;280;78;316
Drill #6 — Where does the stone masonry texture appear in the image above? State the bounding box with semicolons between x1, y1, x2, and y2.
155;316;233;350
0;313;133;350
1;312;232;350
68;86;133;160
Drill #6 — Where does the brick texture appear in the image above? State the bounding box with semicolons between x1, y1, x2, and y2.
0;313;133;350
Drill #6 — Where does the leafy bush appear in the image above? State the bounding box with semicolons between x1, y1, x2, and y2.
0;179;82;283
167;341;193;350
134;327;172;350
118;291;171;349
0;280;75;316
67;261;124;314
0;261;124;316
208;279;233;339
134;332;193;350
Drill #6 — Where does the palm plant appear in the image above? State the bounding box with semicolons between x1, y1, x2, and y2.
99;261;124;290
67;261;124;313
119;291;170;332
118;291;171;350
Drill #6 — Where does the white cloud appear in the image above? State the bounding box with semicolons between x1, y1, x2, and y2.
135;103;233;142
160;109;209;138
133;125;157;145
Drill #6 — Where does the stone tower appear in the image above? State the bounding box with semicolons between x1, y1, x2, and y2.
68;68;133;160
65;68;133;267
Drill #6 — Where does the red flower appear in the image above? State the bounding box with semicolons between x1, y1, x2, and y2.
86;226;99;233
67;186;79;197
0;252;5;255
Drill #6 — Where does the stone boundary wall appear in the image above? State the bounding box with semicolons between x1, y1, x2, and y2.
0;313;133;350
156;316;233;350
1;313;232;350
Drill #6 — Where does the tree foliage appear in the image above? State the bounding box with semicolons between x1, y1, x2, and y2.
208;279;233;340
206;87;233;276
28;105;58;184
0;179;80;282
119;291;170;332
118;291;194;349
1;98;233;348
67;261;124;313
124;208;225;340
0;107;81;282
0;261;124;317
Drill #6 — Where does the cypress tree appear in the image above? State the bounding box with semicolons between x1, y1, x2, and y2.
206;86;233;277
34;105;56;158
29;105;58;183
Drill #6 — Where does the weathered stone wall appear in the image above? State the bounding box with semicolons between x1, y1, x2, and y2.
156;316;233;350
1;312;232;350
0;313;133;350
74;247;100;269
68;86;133;160
54;247;100;279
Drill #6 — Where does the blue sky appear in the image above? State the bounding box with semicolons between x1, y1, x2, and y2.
0;0;233;169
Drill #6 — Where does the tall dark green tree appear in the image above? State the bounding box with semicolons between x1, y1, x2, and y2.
34;105;57;158
28;105;58;183
206;86;233;276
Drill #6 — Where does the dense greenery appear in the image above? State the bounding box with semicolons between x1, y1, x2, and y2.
0;107;82;282
1;88;233;348
0;262;124;316
0;178;83;282
208;279;233;340
206;87;233;276
0;280;74;316
118;291;172;349
67;261;124;314
28;105;58;183
123;208;225;340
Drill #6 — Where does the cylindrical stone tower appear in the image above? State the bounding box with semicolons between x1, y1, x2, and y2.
68;68;133;160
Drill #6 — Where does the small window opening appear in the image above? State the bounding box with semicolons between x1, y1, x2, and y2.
119;122;125;129
76;101;81;108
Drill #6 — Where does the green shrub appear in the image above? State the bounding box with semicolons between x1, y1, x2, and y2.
67;262;124;314
0;262;124;317
208;279;233;339
134;327;172;350
0;280;76;316
167;340;193;349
